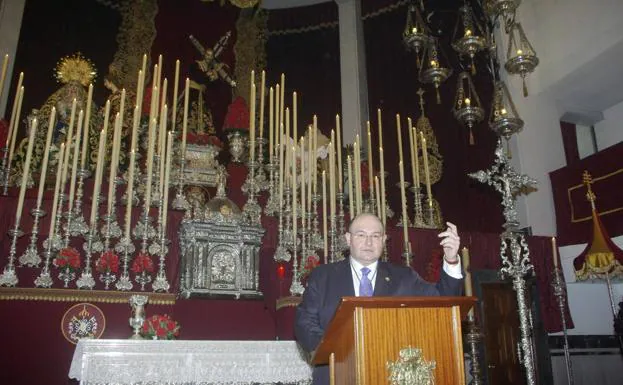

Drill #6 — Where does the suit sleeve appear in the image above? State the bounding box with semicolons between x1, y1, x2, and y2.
295;269;326;353
405;268;464;297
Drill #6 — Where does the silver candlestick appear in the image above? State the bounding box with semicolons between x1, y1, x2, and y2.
171;156;189;211
115;236;135;291
76;228;98;289
19;207;46;267
263;155;279;216
310;193;324;252
0;146;7;194
336;192;347;254
34;235;57;288
469;139;538;385
101;177;124;241
329;214;340;263
0;225;24;286
1;155;11;195
465;315;485;385
70;168;90;237
152;235;170;292
242;159;262;225
254;137;269;191
129;294;148;339
410;185;425;227
274;185;291;263
552;267;574;385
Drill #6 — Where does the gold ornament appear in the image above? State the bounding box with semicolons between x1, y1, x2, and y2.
55;53;97;86
387;346;436;385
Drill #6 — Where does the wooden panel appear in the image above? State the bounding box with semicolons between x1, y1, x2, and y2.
358;306;466;385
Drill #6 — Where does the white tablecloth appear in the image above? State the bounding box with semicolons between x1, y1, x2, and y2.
69;339;313;385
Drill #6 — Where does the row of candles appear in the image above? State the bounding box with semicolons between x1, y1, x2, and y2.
0;53;193;290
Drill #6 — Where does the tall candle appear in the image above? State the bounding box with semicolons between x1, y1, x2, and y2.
408;117;416;187
412;126;420;188
398;160;408;252
5;72;23;147
291;145;297;245
329;132;335;217
171;60;180;133
131;105;140;152
279;131;284;209
285;108;290;186
259;70;265;139
157;80;167;156
136;69;144;115
322;170;328;264
15;118;38;224
158;105;168;197
60;99;78;186
375;176;381;218
300;137;305;230
377;109;383;150
149;64;158;123
249;82;256;162
162;131;173;233
80;83;93;169
49;144;65;238
144;118;157;210
307;128;313;211
366;121;374;201
124;151;135;239
552;237;558;269
268;87;274;159
347;155;354;219
90;129;106;226
67;110;84;215
275;84;280;147
0;54;9;102
279;74;285;132
313;115;318;194
462;246;473;297
107;113;121;215
181;78;190;154
396;114;404;166
379;147;386;225
7;86;24;164
421;132;432;204
36;107;57;209
293;91;297;142
336;114;342;192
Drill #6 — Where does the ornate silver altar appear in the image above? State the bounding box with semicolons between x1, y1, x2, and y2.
181;143;221;187
178;216;264;299
69;339;312;385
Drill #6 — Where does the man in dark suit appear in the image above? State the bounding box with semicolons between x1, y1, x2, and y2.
295;213;464;385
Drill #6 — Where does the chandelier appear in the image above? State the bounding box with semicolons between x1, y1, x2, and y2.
403;4;430;69
419;38;452;104
482;0;521;21
451;4;488;74
504;22;539;97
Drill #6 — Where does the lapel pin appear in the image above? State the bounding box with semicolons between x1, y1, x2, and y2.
385;277;390;282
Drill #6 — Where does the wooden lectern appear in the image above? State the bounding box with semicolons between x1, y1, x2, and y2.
313;296;476;385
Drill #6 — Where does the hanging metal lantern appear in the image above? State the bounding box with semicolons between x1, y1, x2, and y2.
451;5;488;74
489;81;524;156
452;72;484;145
419;38;452;104
504;22;539;97
403;4;430;69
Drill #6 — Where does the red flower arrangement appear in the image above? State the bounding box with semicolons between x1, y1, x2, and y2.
140;314;180;340
96;251;120;273
54;247;81;271
222;96;249;132
185;132;223;148
131;252;155;274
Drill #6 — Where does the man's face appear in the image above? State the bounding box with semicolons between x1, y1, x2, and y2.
345;214;386;266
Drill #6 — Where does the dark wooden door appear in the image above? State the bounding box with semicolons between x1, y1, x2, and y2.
481;282;525;384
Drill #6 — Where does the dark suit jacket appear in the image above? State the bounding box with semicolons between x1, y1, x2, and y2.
294;257;463;385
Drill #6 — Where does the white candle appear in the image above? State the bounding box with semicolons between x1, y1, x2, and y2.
293;91;297;143
158;105;168;198
347;155;354;219
375;176;381;218
5;72;23;148
36;107;57;209
67;110;84;215
131;105;140;152
291;145;297;246
7;86;24;164
144;118;157;210
80;84;93;169
15;118;38;225
279;131;284;209
269;87;274;159
182;78;190;154
421;132;432;205
396;114;404;167
329;138;335;217
366;121;374;201
249;81;256;162
259;70;265;139
398;160;408;252
279;74;285;132
335;114;342;192
379;147;386;225
377;109;383;150
300;137;306;231
157;80;167;156
462;247;473;297
124;151;135;239
171;60;180;133
322;170;328;264
49;144;65;238
162;132;173;234
312;116;318;194
0;54;9;103
275;84;280;147
552;237;558;269
107;113;121;215
412;126;420;188
90;129;106;226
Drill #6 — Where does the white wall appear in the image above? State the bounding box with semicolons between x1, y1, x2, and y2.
594;100;623;151
0;0;26;118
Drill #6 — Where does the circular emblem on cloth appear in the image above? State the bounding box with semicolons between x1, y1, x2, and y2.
61;303;106;344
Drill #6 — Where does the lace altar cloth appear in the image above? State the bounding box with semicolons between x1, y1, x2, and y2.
69;339;313;385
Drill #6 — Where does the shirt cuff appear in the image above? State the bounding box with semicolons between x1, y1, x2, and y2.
442;258;463;279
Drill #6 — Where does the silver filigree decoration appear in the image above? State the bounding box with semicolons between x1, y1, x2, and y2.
387;346;436;385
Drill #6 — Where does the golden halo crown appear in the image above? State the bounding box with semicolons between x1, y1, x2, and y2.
55;53;97;86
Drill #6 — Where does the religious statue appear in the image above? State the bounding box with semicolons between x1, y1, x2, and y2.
177;31;236;137
14;53;100;175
